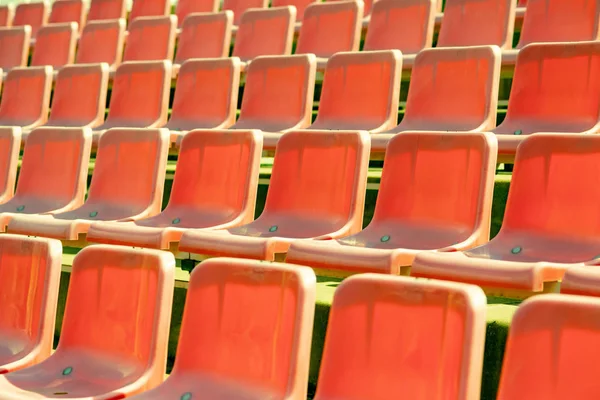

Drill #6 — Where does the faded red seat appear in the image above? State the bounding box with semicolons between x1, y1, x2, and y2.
129;0;170;22
87;0;127;21
13;2;49;37
175;0;219;27
75;19;125;69
0;128;20;205
123;15;177;63
48;0;85;31
223;0;269;25
0;5;14;27
272;0;316;21
30;22;77;68
0;26;30;71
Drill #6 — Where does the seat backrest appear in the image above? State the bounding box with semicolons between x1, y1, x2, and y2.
0;235;62;373
13;2;49;37
87;0;127;21
497;294;600;400
58;245;174;388
123;15;177;62
296;1;363;58
105;61;171;128
76;19;125;68
0;128;20;204
314;274;487;400
234;55;316;132
0;66;53;129
364;0;435;54
166;58;240;131
30;22;77;68
0;26;31;70
166;131;262;225
397;45;501;132
311;50;402;132
49;0;85;31
518;0;600;48
129;0;170;23
498;42;600;134
271;0;315;21
0;5;14;27
175;11;233;63
172;258;315;399
46;64;109;128
232;6;296;62
175;0;218;27
222;0;269;24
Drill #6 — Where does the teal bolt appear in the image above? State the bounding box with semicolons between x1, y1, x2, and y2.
16;205;24;212
89;211;98;218
62;367;73;376
514;129;523;136
269;225;278;232
380;235;391;243
172;217;181;224
511;246;522;255
181;393;192;400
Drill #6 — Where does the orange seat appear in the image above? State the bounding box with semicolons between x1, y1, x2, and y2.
313;274;487;400
494;41;600;163
497;294;600;399
87;130;261;249
0;127;91;232
87;0;127;21
0;66;53;130
123;15;177;63
165;58;240;136
175;0;219;27
48;0;85;31
0;245;175;397
232;6;296;66
30;22;77;68
363;0;435;69
94;61;171;136
561;267;600;297
76;19;125;69
287;131;497;276
0;128;20;205
128;257;315;400
13;2;49;37
8;128;169;241
412;133;600;296
129;0;170;22
0;235;62;375
178;130;370;261
437;0;515;49
0;26;30;70
0;5;14;27
223;0;269;25
296;1;363;70
272;0;315;21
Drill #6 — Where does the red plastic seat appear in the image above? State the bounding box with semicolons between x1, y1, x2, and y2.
313;274;487;400
30;22;77;68
296;1;363;70
287;132;497;276
87;0;127;21
178;130;370;261
128;257;315;400
0;235;62;375
272;0;315;21
0;127;91;232
0;245;175;397
76;19;126;69
437;0;515;49
129;0;170;22
412;133;600;297
0;26;30;70
497;294;600;399
0;66;53;130
13;2;49;37
223;0;269;25
0;5;14;27
561;267;600;297
494;41;600;162
48;0;85;31
87;130;262;249
175;0;219;27
0;128;20;205
123;15;177;63
8;128;170;241
363;0;435;69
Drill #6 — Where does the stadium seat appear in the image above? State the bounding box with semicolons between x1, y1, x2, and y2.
175;0;219;27
0;245;175;397
437;0;516;49
497;294;600;399
561;267;600;297
164;58;240;138
0;26;30;71
87;0;127;21
13;2;49;37
129;0;170;23
371;45;501;153
0;66;53;130
8;128;169;241
363;0;435;69
272;0;315;21
75;19;125;69
296;1;363;70
223;0;269;25
178;130;370;261
0;128;19;205
93;61;171;138
87;130;261;249
232;6;296;68
287;132;497;276
0;235;62;374
30;22;77;68
0;127;91;232
123;15;177;63
412;134;600;297
494;41;600;163
127;257;315;400
313;274;487;400
48;0;85;31
504;0;600;65
0;5;14;27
